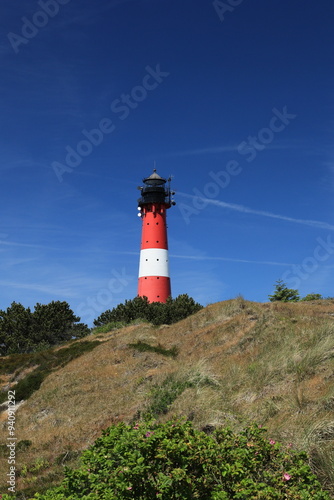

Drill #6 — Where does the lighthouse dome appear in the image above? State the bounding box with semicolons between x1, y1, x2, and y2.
138;169;171;207
143;169;166;186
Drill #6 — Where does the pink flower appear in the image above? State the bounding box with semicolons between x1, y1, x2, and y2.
127;486;133;490
145;431;154;437
269;439;276;445
283;473;291;481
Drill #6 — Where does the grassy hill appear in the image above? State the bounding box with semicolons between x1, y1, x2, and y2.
1;298;334;498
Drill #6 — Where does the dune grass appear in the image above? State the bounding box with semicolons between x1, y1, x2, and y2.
0;299;334;498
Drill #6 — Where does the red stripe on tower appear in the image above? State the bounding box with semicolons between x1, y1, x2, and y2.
137;169;175;303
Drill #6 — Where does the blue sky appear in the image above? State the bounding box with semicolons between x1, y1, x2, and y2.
1;0;334;326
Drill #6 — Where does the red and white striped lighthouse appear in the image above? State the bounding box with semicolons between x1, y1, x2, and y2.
137;169;175;303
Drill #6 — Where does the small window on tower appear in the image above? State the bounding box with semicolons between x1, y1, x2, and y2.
157;258;159;261
146;259;148;261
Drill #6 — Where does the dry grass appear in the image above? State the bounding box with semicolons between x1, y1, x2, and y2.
1;299;334;497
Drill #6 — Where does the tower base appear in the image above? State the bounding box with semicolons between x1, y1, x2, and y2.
138;276;171;303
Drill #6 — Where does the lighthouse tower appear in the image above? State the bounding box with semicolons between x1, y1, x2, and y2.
137;169;175;303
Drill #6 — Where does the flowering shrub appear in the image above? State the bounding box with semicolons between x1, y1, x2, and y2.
23;419;330;499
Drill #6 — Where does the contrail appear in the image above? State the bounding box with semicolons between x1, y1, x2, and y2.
178;192;334;232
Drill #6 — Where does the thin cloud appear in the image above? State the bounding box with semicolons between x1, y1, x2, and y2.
56;0;145;29
178;192;334;232
0;280;76;297
168;146;238;157
0;273;109;299
0;240;56;250
170;254;293;266
0;257;38;269
114;249;292;266
167;141;296;158
0;157;50;172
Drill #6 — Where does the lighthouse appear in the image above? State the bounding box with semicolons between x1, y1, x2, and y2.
137;169;175;303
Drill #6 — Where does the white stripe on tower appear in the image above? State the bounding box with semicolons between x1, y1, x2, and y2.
138;248;169;278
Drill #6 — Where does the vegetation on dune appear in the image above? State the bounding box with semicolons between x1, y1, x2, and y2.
1;290;334;498
142;370;219;420
301;293;324;301
0;340;101;404
0;301;89;356
128;340;179;359
268;280;301;302
268;279;332;303
93;294;203;327
18;419;331;500
0;294;202;357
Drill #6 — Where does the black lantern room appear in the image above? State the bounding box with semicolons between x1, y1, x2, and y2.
138;169;173;208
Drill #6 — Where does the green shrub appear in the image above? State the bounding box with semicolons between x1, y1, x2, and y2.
269;280;300;302
93;294;203;327
144;371;218;419
91;321;127;334
15;370;45;401
128;341;178;358
0;352;33;375
24;341;99;374
0;341;102;403
29;419;331;499
44;341;101;369
301;294;323;301
17;439;33;451
145;375;189;417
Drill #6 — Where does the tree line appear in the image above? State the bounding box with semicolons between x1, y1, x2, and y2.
93;294;203;327
0;295;203;356
0;301;89;356
268;280;329;302
3;282;328;356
